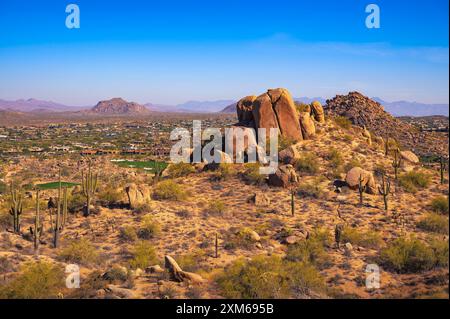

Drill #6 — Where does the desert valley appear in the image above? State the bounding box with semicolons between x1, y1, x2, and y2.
0;88;448;299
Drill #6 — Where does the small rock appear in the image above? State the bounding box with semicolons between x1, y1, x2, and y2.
146;265;164;273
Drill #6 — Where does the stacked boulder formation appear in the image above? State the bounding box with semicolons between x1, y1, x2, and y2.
232;88;325;187
235;88;324;142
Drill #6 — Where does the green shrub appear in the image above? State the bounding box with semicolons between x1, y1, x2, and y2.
138;215;161;239
119;226;138;242
278;136;296;152
294;152;319;174
132;202;152;215
297;180;325;199
216;255;326;298
334;116;352;129
326;148;344;169
398;171;431;193
98;186;122;205
286;229;331;269
0;211;11;230
0;181;7;194
176;250;206;272
225;227;260;250
152;180;187;201
129;241;158;269
430;196;449;215
58;238;99;265
242;163;266;185
204;200;226;217
430;239;449;268
380;237;435;273
211;163;235;181
0;261;64;299
341;226;382;249
295;102;311;113
167;163;195;178
417;214;449;234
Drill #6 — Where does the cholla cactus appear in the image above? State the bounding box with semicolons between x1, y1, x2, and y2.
392;149;402;180
9;183;23;233
81;160;98;217
378;174;391;211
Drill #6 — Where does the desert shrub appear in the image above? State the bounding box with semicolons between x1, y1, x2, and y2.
176;250;206;272
137;215;161;239
294;152;319;174
132;202;152;215
211;163;235;181
0;256;15;273
326;148;344;168
296;181;325;199
342;134;353;142
67;270;107;299
204;200;226;217
224;227;260;250
68;192;86;213
380;237;435;273
0;211;11;230
0;261;64;299
295;102;311;113
286;230;331;269
119;226;138;242
416;214;449;234
340;226;382;249
373;163;387;177
344;158;363;173
152;180;187;201
58;238;99;265
216;255;326;298
167;162;195;178
398;171;431;193
278;136;296;151
242;163;266;185
430;196;449;215
0;181;7;194
334;116;352;129
429;239;449;268
102;266;130;283
129;241;158;269
97;186;122;205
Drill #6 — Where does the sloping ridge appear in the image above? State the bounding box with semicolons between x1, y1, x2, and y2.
324;92;448;157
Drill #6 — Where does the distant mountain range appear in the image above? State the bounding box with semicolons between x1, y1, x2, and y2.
0;96;448;117
0;98;86;113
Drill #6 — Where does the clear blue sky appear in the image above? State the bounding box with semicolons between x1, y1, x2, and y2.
0;0;448;106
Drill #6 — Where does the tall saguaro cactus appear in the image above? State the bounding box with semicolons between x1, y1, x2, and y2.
81;161;98;217
34;189;42;251
53;169;62;248
384;137;390;157
358;174;366;206
440;156;446;184
62;187;68;228
9;183;23;233
392;149;402;180
378;174;391;212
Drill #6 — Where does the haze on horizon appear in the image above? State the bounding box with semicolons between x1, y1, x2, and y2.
0;0;448;106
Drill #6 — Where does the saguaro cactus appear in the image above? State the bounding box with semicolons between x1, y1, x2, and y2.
384;137;390;156
33;189;42;250
392;149;402;180
291;189;295;216
53;169;62;248
81;161;98;217
214;232;219;258
378;174;391;211
62;187;68;228
358;174;366;206
9;184;23;233
440;156;446;184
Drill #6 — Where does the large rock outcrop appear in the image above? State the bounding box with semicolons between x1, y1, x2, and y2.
345;167;377;194
236;96;257;124
268;164;299;188
324;92;448;157
125;183;151;209
311;101;325;123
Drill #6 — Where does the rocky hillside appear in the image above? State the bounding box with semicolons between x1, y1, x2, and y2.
324;92;448;157
91;98;149;115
